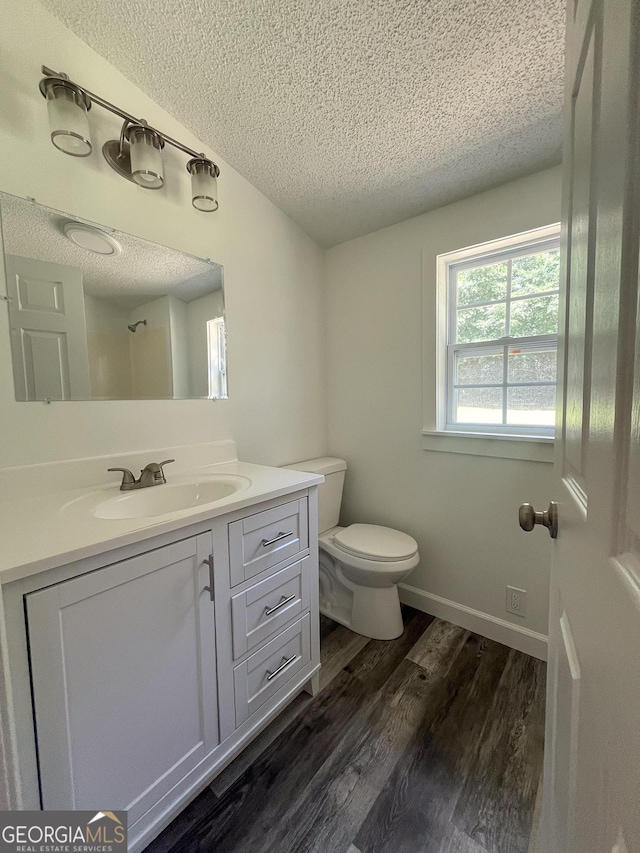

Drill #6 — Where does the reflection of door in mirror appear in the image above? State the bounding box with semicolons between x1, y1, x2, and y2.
5;255;90;401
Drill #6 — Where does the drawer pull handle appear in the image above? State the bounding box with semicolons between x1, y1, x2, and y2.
264;593;296;616
261;530;294;547
266;654;297;681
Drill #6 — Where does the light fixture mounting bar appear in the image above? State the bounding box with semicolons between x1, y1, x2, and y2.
40;65;209;161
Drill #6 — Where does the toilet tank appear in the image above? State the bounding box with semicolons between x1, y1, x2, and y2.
283;457;347;534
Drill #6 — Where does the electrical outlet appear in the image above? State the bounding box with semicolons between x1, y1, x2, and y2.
506;585;527;617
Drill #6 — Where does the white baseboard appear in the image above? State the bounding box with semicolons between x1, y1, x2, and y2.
399;583;548;661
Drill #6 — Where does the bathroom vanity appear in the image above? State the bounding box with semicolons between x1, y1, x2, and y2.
0;441;322;852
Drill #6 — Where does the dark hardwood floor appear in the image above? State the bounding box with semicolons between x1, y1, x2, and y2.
146;607;545;853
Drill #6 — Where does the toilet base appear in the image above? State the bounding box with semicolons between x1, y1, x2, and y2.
319;542;410;641
320;584;404;641
351;584;405;640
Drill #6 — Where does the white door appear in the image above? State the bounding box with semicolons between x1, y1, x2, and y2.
26;534;218;824
5;254;90;400
535;1;640;851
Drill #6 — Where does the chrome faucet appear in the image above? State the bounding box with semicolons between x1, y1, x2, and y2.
108;460;175;491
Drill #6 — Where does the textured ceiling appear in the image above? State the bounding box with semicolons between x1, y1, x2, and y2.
0;193;222;311
40;0;565;247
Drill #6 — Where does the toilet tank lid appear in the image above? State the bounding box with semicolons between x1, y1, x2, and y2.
283;456;347;475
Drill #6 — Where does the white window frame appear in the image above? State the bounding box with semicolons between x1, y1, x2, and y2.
433;224;561;444
206;316;227;399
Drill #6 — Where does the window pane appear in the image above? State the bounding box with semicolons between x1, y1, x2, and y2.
509;294;559;337
507;386;556;426
457;303;506;343
457;262;508;306
455;387;503;424
508;348;557;383
456;351;504;385
511;249;560;296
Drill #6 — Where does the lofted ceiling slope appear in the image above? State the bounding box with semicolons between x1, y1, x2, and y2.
40;0;565;248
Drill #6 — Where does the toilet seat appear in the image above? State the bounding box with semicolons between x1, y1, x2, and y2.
333;523;418;562
319;529;420;578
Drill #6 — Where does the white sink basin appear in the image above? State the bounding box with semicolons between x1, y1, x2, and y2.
94;477;248;520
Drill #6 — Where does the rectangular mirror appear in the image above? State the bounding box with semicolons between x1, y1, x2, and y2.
0;192;227;401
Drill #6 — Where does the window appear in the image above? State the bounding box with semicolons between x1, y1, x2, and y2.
438;226;560;439
207;316;227;398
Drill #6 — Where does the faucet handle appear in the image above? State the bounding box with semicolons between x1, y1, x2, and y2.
140;459;175;486
157;459;175;483
108;467;136;489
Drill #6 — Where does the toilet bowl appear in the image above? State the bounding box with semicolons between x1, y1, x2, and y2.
283;458;419;640
320;524;419;639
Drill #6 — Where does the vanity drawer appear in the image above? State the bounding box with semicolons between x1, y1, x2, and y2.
233;613;311;727
231;556;310;659
228;498;308;586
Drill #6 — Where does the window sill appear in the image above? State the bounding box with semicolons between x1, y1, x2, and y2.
421;430;554;462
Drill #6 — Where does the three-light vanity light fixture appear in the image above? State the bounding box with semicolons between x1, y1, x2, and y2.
39;66;220;212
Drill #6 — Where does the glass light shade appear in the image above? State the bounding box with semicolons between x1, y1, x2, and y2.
45;81;92;157
128;125;164;189
188;158;219;212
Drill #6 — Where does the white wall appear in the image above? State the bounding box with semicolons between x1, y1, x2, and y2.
0;0;326;469
325;167;562;638
167;296;189;398
128;297;172;399
84;294;127;334
84;294;133;399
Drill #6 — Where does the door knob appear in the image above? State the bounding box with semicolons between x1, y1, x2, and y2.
519;502;558;539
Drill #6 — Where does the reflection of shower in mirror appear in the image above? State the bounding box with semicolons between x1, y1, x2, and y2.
127;319;148;333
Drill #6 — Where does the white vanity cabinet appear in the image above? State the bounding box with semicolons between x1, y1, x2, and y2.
210;492;317;743
26;533;219;821
10;483;320;853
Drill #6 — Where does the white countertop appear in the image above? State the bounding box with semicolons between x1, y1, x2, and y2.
0;459;322;585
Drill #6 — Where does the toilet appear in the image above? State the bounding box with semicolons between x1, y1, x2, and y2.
284;457;419;640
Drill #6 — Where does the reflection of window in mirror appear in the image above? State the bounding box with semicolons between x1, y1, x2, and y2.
207;317;227;399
